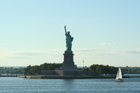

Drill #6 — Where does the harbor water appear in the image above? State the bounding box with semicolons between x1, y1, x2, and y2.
0;77;140;93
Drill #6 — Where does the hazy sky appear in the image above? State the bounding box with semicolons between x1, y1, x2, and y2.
0;0;140;67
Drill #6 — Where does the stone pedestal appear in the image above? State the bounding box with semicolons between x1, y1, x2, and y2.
63;52;74;66
55;51;78;71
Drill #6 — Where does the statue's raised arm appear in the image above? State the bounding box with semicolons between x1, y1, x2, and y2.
64;25;67;34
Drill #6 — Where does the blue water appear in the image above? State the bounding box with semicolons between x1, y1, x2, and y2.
0;77;140;93
124;74;140;76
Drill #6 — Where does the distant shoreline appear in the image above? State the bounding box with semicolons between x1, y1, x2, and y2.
124;73;140;74
18;75;132;79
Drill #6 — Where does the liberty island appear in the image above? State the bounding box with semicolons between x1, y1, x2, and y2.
19;26;129;79
41;26;94;76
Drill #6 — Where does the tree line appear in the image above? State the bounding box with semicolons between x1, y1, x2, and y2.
23;63;119;75
121;67;140;74
23;62;140;75
89;64;118;75
23;63;62;75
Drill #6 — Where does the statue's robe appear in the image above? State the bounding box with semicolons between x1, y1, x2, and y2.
65;33;73;52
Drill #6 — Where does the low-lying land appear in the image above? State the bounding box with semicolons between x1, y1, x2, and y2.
18;75;130;79
0;75;17;77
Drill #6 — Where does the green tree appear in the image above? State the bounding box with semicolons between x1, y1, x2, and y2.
23;65;32;75
31;66;41;75
23;63;62;75
47;65;54;70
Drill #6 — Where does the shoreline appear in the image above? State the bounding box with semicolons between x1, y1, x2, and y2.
18;75;130;79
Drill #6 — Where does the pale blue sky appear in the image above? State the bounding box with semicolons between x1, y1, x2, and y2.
0;0;140;67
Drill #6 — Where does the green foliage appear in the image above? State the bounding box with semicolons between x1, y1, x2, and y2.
23;63;62;75
23;65;32;75
24;62;140;75
89;64;118;75
40;63;49;70
31;65;41;75
83;68;89;71
13;68;23;75
47;65;54;70
121;67;140;74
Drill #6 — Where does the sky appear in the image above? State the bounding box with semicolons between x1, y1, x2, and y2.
0;0;140;67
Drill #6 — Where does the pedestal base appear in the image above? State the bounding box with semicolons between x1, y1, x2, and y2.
41;70;94;76
55;51;79;71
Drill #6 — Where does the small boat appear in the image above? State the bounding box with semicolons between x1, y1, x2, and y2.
115;68;124;82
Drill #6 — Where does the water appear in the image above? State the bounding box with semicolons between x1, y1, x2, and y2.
0;77;140;93
124;74;140;76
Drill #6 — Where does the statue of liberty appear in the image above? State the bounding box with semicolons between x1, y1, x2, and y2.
64;25;74;52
